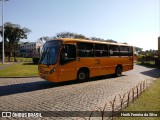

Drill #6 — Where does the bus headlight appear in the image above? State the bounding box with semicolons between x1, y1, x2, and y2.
50;68;55;74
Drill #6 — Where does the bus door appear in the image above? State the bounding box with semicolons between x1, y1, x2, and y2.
58;44;77;82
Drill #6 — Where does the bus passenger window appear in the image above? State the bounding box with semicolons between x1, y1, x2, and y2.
77;42;94;57
60;44;76;65
129;47;133;56
95;44;108;57
109;49;113;55
109;45;119;56
120;46;129;56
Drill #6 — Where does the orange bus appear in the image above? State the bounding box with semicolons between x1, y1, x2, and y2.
38;38;134;82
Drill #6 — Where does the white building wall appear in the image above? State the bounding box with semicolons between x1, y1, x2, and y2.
20;42;44;57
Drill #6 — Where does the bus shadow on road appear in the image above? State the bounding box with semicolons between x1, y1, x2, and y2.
0;81;55;97
141;68;160;78
0;74;121;97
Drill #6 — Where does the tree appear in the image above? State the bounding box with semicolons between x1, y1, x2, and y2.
106;39;117;43
134;47;143;54
74;34;86;39
0;22;31;61
56;32;87;39
122;42;128;44
90;37;104;41
38;36;50;43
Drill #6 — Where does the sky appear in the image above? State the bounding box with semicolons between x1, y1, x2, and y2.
0;0;159;50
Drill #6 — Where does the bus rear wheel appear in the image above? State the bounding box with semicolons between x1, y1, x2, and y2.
77;70;88;81
115;66;122;77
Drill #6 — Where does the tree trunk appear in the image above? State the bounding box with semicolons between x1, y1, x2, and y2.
14;46;17;62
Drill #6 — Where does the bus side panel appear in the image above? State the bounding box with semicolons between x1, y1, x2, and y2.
78;58;115;77
76;58;96;77
58;60;78;82
94;57;133;76
121;57;134;72
77;57;115;77
77;57;100;77
77;56;134;78
100;57;116;75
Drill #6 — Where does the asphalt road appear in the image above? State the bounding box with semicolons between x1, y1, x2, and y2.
0;64;160;120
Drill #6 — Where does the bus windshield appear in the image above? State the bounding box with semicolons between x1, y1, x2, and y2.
39;40;62;65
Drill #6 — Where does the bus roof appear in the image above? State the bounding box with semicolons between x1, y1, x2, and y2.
49;38;133;47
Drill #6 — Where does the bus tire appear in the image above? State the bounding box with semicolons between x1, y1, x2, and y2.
115;66;122;77
77;70;88;81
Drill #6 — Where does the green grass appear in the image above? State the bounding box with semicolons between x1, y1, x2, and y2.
136;61;160;69
115;78;160;120
0;63;38;77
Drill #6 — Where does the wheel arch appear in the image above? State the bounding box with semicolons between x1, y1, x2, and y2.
116;64;123;71
77;67;90;77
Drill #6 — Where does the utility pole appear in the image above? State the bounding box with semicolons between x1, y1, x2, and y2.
1;0;9;64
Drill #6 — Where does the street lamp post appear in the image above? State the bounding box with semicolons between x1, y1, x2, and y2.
1;0;4;64
1;0;8;64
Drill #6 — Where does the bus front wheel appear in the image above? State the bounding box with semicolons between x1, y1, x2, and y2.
115;66;122;77
77;70;88;81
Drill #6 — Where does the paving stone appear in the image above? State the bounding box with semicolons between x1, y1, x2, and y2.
0;64;160;120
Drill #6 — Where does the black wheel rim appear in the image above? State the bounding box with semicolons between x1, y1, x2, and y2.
79;72;86;80
117;67;122;76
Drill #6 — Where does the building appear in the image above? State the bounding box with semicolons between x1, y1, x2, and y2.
19;42;43;57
